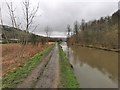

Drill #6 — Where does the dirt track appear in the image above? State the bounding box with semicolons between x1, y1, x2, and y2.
17;44;59;88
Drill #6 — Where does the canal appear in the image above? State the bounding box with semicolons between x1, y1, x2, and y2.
61;42;118;88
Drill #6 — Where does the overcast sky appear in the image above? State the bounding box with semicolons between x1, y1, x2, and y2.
0;0;119;37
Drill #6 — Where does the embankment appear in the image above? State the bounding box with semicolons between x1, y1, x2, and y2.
58;44;80;88
73;44;119;53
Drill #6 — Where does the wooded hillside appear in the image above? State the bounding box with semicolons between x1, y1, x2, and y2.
69;10;119;50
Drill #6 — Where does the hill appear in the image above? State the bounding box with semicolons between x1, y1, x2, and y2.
1;25;66;44
1;25;46;44
112;10;120;25
69;10;119;50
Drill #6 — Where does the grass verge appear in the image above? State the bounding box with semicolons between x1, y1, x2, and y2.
2;45;54;88
59;45;80;88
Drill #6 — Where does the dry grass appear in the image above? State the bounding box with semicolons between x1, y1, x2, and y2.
2;43;54;77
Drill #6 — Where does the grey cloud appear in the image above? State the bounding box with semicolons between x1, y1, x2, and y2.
0;0;119;37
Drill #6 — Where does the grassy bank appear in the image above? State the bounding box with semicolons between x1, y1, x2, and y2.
59;45;80;88
2;45;54;88
75;44;119;53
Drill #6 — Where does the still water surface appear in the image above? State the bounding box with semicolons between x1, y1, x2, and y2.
61;42;118;88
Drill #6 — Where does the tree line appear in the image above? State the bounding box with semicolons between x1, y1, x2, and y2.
67;10;119;50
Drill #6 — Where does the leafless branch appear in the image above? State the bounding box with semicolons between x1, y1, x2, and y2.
6;1;17;28
23;0;39;32
31;24;39;33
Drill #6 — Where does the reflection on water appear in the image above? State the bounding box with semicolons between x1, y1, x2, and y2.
61;42;118;88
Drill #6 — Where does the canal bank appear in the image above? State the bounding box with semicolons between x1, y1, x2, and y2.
58;44;80;88
61;42;118;88
73;44;119;53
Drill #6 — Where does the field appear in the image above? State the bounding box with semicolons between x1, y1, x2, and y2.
2;43;54;77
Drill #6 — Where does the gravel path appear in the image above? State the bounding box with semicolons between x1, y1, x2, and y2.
34;44;59;88
17;44;59;88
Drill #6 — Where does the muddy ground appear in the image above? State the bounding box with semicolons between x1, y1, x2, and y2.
17;44;59;88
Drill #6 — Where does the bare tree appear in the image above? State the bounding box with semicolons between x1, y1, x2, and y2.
81;19;85;31
6;2;17;28
67;24;71;45
45;26;51;44
4;0;40;59
4;0;39;44
6;2;22;29
67;24;71;38
74;21;80;44
23;0;39;32
22;0;39;45
5;1;23;44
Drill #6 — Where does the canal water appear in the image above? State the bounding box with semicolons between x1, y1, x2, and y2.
61;42;118;88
